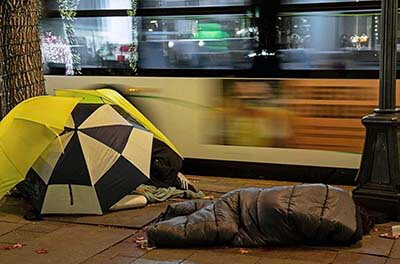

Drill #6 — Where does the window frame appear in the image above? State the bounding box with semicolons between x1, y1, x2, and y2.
43;0;399;79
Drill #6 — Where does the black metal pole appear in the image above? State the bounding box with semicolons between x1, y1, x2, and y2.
378;0;397;111
352;0;400;222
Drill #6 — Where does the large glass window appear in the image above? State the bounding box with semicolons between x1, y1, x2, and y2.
41;0;255;75
46;0;131;10
138;15;255;69
282;0;374;4
139;0;251;8
41;0;399;77
41;17;133;74
277;11;381;70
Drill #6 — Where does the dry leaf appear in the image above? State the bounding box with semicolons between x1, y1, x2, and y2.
239;248;249;254
12;243;25;249
2;243;26;250
2;245;13;250
379;233;400;240
35;249;48;254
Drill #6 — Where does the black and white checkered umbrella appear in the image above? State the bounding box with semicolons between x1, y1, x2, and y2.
26;103;154;215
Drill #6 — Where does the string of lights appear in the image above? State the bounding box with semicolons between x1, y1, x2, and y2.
56;0;82;75
128;0;138;72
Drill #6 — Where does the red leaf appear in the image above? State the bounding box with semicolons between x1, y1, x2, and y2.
35;249;48;254
2;243;26;250
2;245;13;250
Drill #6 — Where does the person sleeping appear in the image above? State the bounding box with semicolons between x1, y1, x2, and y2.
147;184;372;247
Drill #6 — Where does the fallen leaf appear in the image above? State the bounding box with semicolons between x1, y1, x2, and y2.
239;248;249;254
379;233;400;240
373;228;379;232
2;245;13;250
2;243;26;250
13;243;26;249
35;249;48;254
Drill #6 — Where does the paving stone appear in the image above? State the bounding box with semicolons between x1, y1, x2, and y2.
250;247;337;264
81;253;136;264
256;257;320;264
386;258;400;264
194;246;281;258
193;182;237;193
131;248;195;264
45;202;170;229
348;228;394;257
187;175;297;186
389;240;400;259
17;221;64;233
188;175;300;193
0;229;43;244
131;258;179;264
0;222;24;236
182;250;260;264
0;224;134;264
101;242;148;258
186;175;221;183
0;198;31;224
332;252;386;264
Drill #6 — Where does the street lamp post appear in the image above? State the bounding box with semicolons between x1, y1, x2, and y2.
352;0;400;222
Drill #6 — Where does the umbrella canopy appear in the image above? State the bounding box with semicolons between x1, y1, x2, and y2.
55;89;182;158
26;103;153;215
0;96;81;200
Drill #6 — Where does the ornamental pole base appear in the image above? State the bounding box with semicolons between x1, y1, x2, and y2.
352;110;400;223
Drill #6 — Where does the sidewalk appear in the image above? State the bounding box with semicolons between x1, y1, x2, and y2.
0;175;398;264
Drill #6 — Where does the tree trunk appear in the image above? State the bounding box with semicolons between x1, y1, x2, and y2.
0;0;46;119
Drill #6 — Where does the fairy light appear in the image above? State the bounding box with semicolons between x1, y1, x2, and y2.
127;0;138;73
57;0;82;76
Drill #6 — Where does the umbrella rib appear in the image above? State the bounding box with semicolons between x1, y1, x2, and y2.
68;184;74;206
0;144;24;176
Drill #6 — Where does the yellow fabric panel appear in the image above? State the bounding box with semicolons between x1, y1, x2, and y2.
0;147;22;200
56;89;182;158
0;120;58;176
0;96;81;200
55;90;112;104
0;96;81;135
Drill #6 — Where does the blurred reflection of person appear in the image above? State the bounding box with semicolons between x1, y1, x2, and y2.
340;34;350;48
289;33;302;49
359;33;369;48
350;34;360;49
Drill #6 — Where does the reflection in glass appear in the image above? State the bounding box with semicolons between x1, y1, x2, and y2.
46;0;131;10
138;14;256;69
281;0;374;4
139;0;251;8
41;17;133;74
277;12;381;70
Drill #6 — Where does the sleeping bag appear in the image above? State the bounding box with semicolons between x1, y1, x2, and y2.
147;184;363;247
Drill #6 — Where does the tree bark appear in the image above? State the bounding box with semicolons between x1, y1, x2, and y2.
0;0;46;119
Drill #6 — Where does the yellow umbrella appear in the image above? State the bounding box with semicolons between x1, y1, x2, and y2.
55;89;182;158
0;96;81;200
